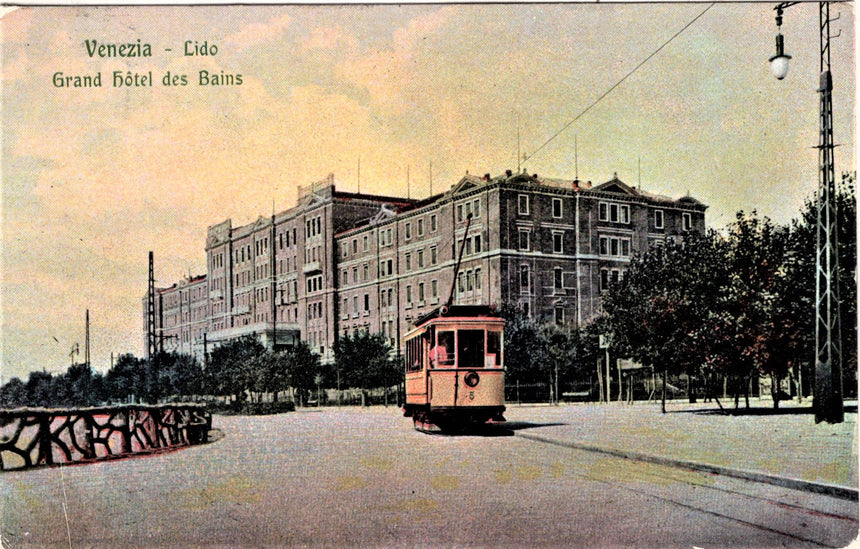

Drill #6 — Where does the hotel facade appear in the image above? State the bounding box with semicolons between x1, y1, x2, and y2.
145;170;707;363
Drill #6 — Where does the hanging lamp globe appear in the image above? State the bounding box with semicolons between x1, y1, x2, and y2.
769;33;792;80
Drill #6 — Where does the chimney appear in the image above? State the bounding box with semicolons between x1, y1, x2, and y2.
505;169;512;177
483;173;490;181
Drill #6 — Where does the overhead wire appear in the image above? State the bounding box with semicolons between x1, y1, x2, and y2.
523;3;716;166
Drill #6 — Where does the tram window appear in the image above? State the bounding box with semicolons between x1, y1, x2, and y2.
406;336;423;372
487;331;502;367
430;331;454;367
458;329;485;369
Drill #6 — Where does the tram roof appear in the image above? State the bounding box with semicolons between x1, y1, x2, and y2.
413;305;502;327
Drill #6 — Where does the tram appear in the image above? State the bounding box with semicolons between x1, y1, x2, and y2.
402;304;506;432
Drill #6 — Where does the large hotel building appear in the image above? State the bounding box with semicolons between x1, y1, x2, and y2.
146;170;706;363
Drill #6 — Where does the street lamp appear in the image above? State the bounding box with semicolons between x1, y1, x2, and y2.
769;8;792;79
769;2;843;424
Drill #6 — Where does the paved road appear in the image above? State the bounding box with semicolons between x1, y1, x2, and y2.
1;406;857;548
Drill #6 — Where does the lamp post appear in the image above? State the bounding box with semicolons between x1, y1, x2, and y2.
769;2;843;423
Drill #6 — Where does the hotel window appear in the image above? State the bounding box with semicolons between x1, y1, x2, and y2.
363;235;369;251
518;194;530;215
353;296;359;316
405;222;412;240
553;232;564;254
431;279;438;298
600;269;609;291
406;285;413;304
654;210;665;229
520;265;530;293
364;294;370;312
431;214;437;232
363;264;368;281
458;272;465;293
683;212;692;231
555;307;565;326
475;268;482;290
554;268;563;290
474;235;482;254
519;230;530;251
352;267;358;283
473;199;481;218
457;204;464;222
431;246;438;265
417;250;424;269
405;253;412;271
418;282;425;302
352;239;358;254
417;219;424;237
553;198;563;218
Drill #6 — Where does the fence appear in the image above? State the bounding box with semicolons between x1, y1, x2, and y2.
0;404;211;471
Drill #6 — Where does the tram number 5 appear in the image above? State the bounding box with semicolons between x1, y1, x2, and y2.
468;391;475;401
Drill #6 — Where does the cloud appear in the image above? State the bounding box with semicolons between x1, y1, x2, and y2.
300;25;358;53
224;13;292;51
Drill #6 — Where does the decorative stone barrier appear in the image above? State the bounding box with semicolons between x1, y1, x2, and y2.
0;404;211;471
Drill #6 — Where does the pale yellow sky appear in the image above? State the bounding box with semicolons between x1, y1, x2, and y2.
1;4;855;381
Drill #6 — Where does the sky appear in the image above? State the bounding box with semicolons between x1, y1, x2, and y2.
1;3;855;382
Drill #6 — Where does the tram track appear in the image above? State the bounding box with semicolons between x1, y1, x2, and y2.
515;432;858;548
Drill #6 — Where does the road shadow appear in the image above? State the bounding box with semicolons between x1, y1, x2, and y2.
671;404;857;417
433;421;567;437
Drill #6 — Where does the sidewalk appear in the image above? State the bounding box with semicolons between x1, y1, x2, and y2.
504;398;858;499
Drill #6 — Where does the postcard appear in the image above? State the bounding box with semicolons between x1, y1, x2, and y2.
1;4;856;548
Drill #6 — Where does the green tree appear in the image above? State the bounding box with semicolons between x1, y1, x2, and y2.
705;212;789;409
789;172;857;398
25;370;54;408
154;352;204;401
105;353;146;403
499;303;550;387
280;341;321;406
207;335;267;403
0;377;27;408
603;230;727;412
334;331;397;404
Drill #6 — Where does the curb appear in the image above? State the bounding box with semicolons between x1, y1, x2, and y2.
515;431;859;502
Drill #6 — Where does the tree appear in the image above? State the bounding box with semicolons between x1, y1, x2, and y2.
334;331;397;404
281;341;321;406
499;303;551;387
603;230;727;412
207;335;267;403
705;213;789;409
0;377;27;408
25;370;55;408
105;353;146;403
789;172;857;399
153;352;204;401
63;362;97;407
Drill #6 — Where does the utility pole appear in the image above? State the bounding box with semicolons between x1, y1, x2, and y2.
769;2;843;423
147;251;157;360
85;309;90;368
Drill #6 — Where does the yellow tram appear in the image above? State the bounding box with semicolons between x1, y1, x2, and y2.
402;305;506;432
